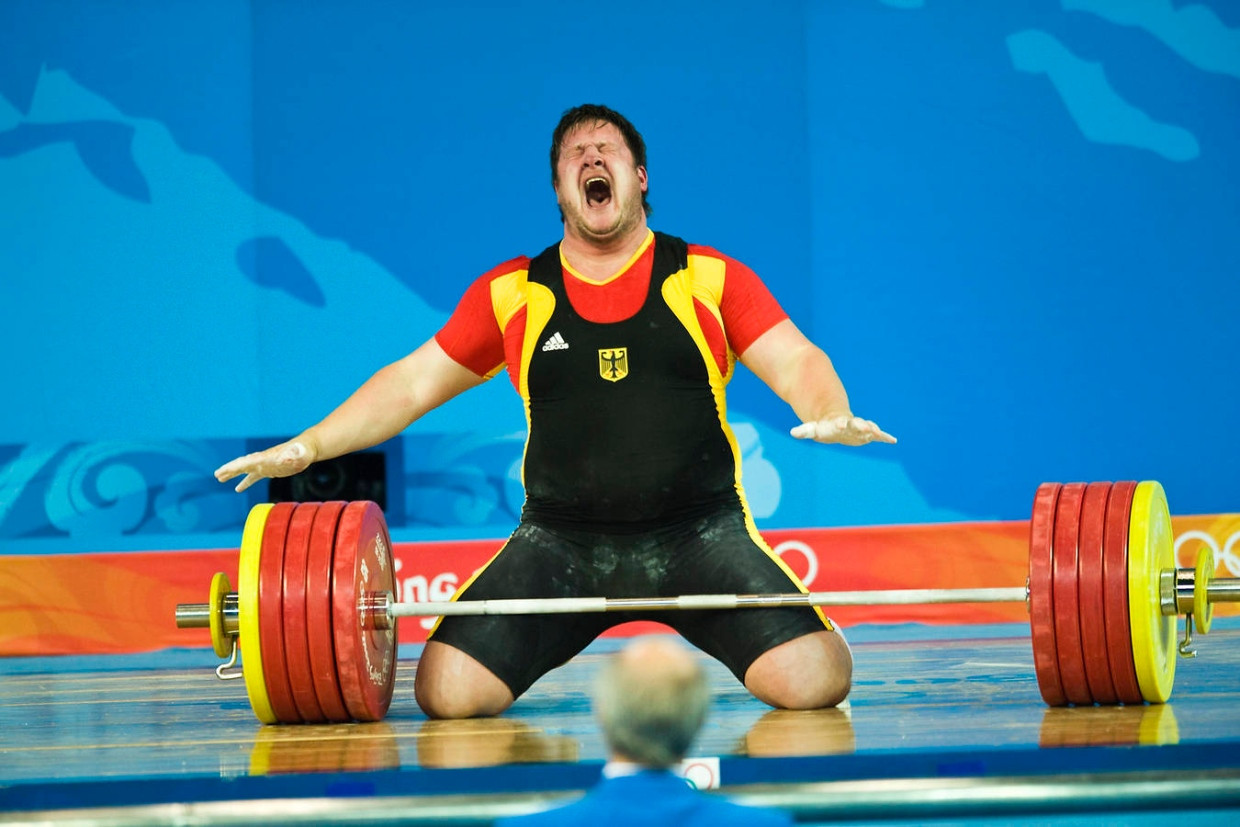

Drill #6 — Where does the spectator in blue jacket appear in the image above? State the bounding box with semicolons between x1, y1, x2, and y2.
497;636;793;826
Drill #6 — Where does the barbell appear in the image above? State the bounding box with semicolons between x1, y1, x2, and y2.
175;480;1238;724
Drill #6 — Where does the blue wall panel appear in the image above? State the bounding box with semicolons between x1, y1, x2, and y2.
1;0;1236;552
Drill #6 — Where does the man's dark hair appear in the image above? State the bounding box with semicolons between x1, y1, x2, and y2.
551;104;652;217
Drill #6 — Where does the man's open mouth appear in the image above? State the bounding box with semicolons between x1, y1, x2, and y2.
585;177;612;206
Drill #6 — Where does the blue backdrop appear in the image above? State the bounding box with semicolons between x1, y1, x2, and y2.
1;0;1237;552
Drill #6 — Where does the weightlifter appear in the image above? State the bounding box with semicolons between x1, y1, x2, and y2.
215;104;896;719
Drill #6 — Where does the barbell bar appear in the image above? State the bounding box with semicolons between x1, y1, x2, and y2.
175;481;1239;724
172;582;1238;627
175;587;1030;631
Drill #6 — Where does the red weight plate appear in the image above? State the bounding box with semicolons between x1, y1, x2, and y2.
283;502;325;723
1077;482;1117;704
1103;481;1143;704
1052;483;1091;705
332;501;398;722
307;501;350;722
1029;482;1066;706
259;502;301;723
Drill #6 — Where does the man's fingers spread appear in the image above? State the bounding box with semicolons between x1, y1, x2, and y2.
235;472;261;493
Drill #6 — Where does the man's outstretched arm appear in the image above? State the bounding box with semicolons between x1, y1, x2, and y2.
214;338;487;492
739;319;896;446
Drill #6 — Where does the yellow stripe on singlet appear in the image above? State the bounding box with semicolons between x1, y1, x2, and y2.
661;256;833;633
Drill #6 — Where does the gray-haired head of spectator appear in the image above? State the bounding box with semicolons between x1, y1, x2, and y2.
592;637;710;768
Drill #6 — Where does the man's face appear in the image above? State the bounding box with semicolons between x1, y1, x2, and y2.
555;121;648;243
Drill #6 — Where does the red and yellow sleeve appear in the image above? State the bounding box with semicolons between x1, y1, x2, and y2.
687;244;788;357
434;256;529;378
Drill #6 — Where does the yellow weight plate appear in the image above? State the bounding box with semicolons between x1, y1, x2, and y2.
1127;481;1176;703
208;572;232;658
1194;548;1213;635
238;503;277;724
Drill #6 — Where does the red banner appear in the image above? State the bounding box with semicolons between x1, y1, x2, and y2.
3;515;1237;656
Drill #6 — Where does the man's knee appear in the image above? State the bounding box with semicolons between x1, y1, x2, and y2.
744;629;853;710
414;641;516;719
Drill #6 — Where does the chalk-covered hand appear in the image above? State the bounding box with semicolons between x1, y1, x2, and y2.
214;438;317;493
790;415;897;446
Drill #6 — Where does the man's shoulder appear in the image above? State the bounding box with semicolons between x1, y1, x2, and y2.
460;254;535;307
494;775;791;827
572;773;791;825
477;254;533;281
684;242;726;260
473;235;568;284
649;231;728;261
679;241;756;277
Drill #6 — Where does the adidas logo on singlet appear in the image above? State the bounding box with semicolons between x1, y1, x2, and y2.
541;332;570;351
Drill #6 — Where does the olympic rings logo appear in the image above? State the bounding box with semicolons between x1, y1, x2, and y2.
1175;530;1240;576
677;758;720;790
774;539;820;587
